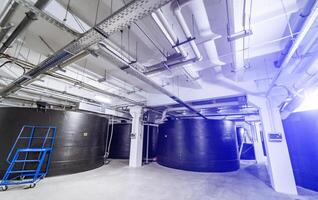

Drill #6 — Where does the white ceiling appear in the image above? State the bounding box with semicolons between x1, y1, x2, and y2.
0;0;313;108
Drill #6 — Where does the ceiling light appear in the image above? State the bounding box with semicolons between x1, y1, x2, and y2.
94;95;111;104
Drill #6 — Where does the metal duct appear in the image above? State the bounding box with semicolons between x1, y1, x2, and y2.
14;0;81;37
145;57;198;75
0;0;51;53
98;43;207;119
0;0;172;97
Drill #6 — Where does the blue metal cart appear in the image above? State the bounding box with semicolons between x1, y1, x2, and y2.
0;125;56;191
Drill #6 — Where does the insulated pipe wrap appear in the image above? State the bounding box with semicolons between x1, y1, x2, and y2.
157;119;239;172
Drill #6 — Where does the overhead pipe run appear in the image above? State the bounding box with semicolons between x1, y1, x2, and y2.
266;0;318;96
0;0;51;53
275;0;317;69
0;0;18;42
0;51;143;107
185;0;225;67
171;0;202;61
149;0;224;75
151;9;200;79
155;101;240;123
145;57;197;75
152;10;187;58
98;42;207;119
0;0;173;97
14;0;81;37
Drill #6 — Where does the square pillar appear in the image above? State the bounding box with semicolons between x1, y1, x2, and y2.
248;95;297;195
129;106;144;167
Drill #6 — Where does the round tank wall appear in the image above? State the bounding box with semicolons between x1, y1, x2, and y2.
157;119;239;172
108;123;158;160
0;107;108;177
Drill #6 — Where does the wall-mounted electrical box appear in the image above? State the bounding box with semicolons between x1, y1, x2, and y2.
268;133;283;142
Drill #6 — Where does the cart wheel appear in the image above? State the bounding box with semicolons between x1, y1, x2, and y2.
29;183;36;188
0;185;8;191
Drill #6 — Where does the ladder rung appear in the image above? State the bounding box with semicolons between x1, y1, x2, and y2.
14;160;40;163
18;148;52;152
21;172;46;176
19;137;54;139
9;170;37;174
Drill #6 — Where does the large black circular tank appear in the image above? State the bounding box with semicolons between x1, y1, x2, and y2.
108;123;158;160
157;119;239;172
0;107;108;177
108;123;131;159
236;127;244;150
143;124;159;159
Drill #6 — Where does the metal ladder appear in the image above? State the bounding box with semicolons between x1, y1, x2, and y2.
0;125;56;191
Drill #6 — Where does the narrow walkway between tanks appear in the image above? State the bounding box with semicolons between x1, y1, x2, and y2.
0;160;317;200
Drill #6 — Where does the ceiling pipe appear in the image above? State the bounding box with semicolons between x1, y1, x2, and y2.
0;52;143;106
149;0;224;75
0;2;137;96
152;10;187;58
171;0;202;61
185;0;225;67
0;0;51;53
0;0;173;97
155;101;240;123
266;0;318;96
151;10;200;79
14;0;81;37
145;57;197;75
0;0;18;42
98;42;207;119
275;0;317;69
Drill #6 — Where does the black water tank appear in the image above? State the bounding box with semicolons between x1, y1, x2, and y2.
0;107;108;177
143;125;159;159
108;123;131;159
240;143;256;160
157;119;239;172
236;127;244;150
108;123;158;159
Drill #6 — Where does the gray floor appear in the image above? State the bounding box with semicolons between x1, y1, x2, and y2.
1;160;318;200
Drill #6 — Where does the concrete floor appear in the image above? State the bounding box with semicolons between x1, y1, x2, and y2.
1;160;318;200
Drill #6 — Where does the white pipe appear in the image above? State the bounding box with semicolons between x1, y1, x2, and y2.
286;33;318;74
266;0;318;96
187;0;225;66
171;0;202;61
155;101;240;123
152;10;187;58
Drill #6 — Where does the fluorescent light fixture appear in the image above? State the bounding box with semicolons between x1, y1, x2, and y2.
295;89;318;112
94;95;111;104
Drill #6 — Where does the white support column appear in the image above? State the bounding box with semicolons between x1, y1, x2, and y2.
248;95;297;195
129;106;144;167
251;122;266;164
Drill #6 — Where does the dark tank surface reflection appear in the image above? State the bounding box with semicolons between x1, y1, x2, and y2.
157;119;239;172
0;107;108;176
